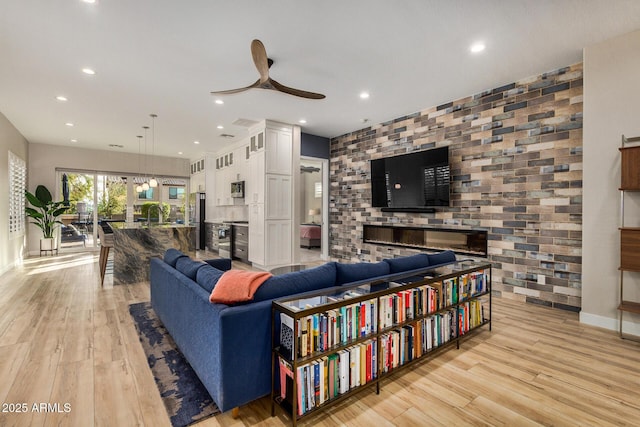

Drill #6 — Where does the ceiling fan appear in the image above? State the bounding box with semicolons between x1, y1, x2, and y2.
211;39;326;100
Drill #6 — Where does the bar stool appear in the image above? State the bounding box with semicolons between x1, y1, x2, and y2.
97;222;114;285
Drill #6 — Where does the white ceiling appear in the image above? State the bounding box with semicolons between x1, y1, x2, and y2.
2;1;640;161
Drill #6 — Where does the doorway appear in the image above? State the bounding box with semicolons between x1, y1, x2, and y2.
300;157;329;261
58;171;97;250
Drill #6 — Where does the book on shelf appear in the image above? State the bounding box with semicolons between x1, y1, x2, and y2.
292;299;378;358
280;313;294;360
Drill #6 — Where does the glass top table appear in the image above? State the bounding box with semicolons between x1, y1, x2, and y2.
274;259;490;313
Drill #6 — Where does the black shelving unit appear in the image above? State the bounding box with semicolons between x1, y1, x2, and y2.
271;261;492;426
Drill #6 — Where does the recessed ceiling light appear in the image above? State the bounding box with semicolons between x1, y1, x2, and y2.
214;99;224;105
82;0;97;3
82;68;96;75
56;95;68;102
299;119;307;124
194;141;200;144
178;151;183;155
470;42;486;53
65;122;74;127
217;125;224;129
70;139;77;142
360;92;370;99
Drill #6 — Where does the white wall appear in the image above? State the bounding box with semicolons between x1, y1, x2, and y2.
582;29;640;335
0;112;29;276
27;143;189;253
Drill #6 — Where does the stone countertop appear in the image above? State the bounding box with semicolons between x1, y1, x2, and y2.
110;222;195;230
111;224;195;285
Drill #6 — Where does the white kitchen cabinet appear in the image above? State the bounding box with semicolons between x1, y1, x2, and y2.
265;127;292;175
265;175;291;220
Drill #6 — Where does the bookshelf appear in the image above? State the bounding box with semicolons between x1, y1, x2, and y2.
270;260;491;425
618;135;640;340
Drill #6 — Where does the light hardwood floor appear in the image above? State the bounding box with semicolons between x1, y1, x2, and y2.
1;251;639;426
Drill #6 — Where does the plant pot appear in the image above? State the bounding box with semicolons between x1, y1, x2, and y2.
40;237;58;254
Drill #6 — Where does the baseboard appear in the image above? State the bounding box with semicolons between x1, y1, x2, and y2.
580;311;640;337
579;312;617;331
0;262;14;278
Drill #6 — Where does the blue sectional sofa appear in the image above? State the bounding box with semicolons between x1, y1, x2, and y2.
150;249;457;413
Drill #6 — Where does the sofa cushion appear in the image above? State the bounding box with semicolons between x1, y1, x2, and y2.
253;262;337;302
428;250;456;266
384;254;430;273
195;264;225;293
335;261;390;285
175;257;207;281
205;258;232;272
164;248;187;267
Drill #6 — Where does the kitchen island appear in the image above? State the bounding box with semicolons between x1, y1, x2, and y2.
110;222;195;285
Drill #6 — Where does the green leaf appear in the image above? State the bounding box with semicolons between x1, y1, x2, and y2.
52;207;69;217
25;191;45;208
25;208;44;219
35;185;53;204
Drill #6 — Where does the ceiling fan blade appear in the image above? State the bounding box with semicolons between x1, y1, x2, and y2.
269;78;326;99
251;39;270;83
211;79;261;95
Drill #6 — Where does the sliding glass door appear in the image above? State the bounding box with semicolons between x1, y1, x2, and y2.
57;170;188;253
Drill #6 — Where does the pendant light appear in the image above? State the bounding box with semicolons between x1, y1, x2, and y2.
142;125;150;191
149;113;158;188
135;135;143;193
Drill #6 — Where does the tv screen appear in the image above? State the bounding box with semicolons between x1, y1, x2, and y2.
370;147;450;211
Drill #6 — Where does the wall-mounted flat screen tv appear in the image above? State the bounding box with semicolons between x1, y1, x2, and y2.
370;146;450;212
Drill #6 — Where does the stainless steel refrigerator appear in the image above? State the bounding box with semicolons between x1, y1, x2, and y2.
189;192;206;250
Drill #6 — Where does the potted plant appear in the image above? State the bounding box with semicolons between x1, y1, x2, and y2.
25;185;68;252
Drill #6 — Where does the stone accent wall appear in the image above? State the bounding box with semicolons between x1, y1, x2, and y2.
329;63;583;311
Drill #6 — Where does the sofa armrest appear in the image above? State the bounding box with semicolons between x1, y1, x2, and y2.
216;299;274;409
150;257;272;412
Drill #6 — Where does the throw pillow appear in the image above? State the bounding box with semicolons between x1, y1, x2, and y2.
210;270;273;304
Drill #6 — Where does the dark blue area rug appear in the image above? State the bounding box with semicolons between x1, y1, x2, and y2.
129;302;220;427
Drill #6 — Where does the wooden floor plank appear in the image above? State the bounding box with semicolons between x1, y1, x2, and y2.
1;251;640;427
45;360;95;427
93;360;145;427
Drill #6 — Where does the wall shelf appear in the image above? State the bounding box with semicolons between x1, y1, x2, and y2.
618;135;640;341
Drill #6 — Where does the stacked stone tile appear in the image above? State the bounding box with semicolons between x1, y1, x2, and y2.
330;63;583;311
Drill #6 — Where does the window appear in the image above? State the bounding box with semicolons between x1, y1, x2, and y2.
138;188;153;199
9;151;26;236
168;187;184;200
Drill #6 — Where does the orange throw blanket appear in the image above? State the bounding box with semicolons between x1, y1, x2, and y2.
209;270;273;304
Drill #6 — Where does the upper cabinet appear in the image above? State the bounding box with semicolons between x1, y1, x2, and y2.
265;127;292;175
